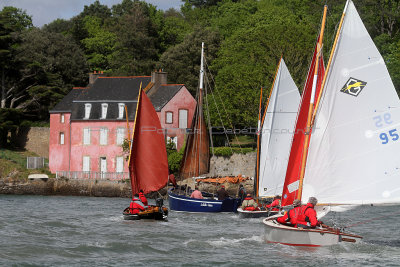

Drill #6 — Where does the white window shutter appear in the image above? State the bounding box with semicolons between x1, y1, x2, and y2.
179;110;188;128
83;156;90;172
83;128;90;145
116;156;124;173
100;128;108;145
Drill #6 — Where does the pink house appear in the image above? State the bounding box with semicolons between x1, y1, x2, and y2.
49;71;196;179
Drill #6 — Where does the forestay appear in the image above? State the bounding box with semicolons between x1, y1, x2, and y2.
303;0;400;204
258;59;300;197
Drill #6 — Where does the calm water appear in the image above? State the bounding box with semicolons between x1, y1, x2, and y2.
1;195;400;266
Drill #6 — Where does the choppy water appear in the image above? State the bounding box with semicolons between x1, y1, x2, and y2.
1;195;400;266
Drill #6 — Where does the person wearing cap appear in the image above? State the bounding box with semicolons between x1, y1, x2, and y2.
296;197;322;228
241;193;259;211
216;185;230;200
277;199;302;226
237;184;246;202
265;195;281;211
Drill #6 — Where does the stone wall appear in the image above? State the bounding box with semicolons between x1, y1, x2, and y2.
207;152;256;178
12;127;50;158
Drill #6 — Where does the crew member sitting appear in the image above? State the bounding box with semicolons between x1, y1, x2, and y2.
277;199;302;226
296;197;322;229
139;189;148;206
265;195;281;211
190;186;203;199
241;193;259;211
217;185;230;200
129;194;146;214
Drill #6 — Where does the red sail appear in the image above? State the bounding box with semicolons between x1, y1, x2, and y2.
129;89;169;196
179;90;210;179
281;44;325;206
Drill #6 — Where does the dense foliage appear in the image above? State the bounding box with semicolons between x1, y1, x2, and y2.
2;0;400;147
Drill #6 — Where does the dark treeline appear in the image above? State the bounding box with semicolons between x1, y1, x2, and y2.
1;0;400;147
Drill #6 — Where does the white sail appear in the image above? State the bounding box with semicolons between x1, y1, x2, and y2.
303;0;400;204
259;59;300;197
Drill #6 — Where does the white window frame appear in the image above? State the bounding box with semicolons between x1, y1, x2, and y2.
167;136;177;149
166;111;173;124
116;156;124;173
60;132;65;145
60;113;65;123
116;127;125;145
179;109;188;129
84;103;92;119
83;156;90;172
118;103;125;119
100;128;108;145
83;128;91;145
101;103;108;119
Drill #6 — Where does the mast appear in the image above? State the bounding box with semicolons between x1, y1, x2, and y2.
255;87;263;198
296;5;328;200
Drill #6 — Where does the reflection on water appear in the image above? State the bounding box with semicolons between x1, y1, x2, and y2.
0;195;399;266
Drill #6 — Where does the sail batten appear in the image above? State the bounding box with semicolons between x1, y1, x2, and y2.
302;0;400;205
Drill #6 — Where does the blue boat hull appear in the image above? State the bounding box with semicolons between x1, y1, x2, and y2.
168;189;239;212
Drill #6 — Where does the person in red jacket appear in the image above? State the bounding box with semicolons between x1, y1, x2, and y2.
296;197;322;228
139;189;148;206
129;194;146;214
277;199;302;226
265;195;281;211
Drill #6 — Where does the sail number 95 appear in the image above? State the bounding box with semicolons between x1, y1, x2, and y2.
380;129;399;144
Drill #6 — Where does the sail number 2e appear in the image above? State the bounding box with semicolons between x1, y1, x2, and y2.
373;113;398;144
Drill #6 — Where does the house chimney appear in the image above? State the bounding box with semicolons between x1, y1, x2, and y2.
151;69;167;90
89;70;105;84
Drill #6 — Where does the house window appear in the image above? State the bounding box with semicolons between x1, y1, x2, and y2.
101;103;108;119
166;111;173;124
116;156;124;173
83;128;91;145
59;132;65;145
118;103;125;119
116;128;125;145
84;103;92;119
179;109;188;128
100;128;108;145
83;156;90;172
60;114;65;123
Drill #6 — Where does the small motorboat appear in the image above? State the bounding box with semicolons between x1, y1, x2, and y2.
263;215;362;246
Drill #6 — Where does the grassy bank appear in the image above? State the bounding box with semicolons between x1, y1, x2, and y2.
0;149;50;180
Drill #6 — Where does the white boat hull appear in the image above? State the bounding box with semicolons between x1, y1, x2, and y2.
263;215;362;247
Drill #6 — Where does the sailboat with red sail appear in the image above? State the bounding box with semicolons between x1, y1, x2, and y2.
168;42;240;212
123;87;169;220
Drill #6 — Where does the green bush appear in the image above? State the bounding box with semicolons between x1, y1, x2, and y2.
212;147;255;157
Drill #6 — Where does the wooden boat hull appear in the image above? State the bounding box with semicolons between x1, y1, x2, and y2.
168;189;240;212
237;208;279;218
123;206;168;221
263;215;362;246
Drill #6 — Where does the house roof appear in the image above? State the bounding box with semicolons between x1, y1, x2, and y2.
148;84;184;111
70;76;150;121
50;89;84;113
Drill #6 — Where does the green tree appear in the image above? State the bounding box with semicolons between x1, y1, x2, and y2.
158;26;221;95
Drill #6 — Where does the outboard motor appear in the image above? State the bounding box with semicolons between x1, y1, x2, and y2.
156;198;164;208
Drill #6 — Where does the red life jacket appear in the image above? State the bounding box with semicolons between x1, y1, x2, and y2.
139;192;148;206
243;197;257;211
296;203;318;228
277;206;302;225
266;199;281;211
129;198;146;214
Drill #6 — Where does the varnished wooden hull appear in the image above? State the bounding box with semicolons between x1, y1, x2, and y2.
123;206;168;220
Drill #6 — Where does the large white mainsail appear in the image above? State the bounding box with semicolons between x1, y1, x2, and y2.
303;0;400;204
259;58;300;197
